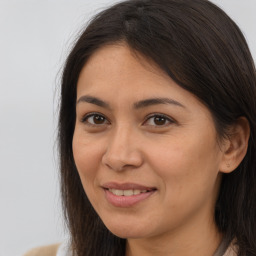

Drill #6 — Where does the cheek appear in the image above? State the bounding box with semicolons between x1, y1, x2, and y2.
147;135;222;198
72;132;107;212
72;130;104;187
145;138;222;229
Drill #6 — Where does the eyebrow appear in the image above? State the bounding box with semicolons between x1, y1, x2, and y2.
76;95;185;109
77;95;111;109
134;97;185;109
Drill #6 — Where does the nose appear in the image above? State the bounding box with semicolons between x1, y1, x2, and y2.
102;126;143;171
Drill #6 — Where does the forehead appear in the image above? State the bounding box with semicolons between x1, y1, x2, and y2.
77;43;177;95
78;44;206;107
76;43;208;112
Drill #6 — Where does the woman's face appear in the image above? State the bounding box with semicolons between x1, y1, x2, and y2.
73;44;226;240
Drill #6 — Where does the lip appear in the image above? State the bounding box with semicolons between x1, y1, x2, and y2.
102;182;156;191
102;182;157;208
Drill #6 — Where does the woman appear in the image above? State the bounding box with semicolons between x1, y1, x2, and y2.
25;0;256;255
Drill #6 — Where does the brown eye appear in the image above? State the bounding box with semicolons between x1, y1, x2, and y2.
93;115;106;124
154;116;167;126
83;113;108;125
144;114;174;127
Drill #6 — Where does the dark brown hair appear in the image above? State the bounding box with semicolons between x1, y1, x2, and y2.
58;0;256;255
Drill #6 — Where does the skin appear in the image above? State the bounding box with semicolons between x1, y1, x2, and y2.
72;43;230;256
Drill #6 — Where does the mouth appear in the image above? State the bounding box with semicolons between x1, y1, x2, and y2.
107;188;155;196
102;182;157;207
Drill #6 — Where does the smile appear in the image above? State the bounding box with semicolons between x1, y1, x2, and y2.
102;183;157;207
108;189;148;196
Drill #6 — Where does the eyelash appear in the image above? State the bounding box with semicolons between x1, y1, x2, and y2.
144;114;175;127
81;112;109;126
80;112;175;127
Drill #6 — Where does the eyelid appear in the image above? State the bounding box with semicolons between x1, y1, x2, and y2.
143;113;176;127
80;112;110;125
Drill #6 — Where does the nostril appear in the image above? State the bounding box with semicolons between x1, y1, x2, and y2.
102;147;143;171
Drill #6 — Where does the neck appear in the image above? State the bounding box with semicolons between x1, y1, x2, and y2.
126;215;223;256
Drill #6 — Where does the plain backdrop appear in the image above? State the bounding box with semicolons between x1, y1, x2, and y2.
0;1;255;255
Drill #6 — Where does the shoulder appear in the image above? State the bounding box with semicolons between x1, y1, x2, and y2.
223;240;239;256
23;244;60;256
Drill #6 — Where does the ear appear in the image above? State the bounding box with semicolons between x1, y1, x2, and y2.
219;117;250;173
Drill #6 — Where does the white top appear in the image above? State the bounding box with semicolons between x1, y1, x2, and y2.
56;240;71;256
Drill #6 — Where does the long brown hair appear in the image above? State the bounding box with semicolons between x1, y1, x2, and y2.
58;0;256;255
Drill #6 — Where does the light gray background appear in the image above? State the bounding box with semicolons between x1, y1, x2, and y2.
0;1;255;255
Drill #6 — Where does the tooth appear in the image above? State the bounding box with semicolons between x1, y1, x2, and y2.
124;190;133;196
133;189;140;195
111;189;124;196
109;188;150;196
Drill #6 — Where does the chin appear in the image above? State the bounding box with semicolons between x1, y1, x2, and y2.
103;220;149;239
109;229;146;239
